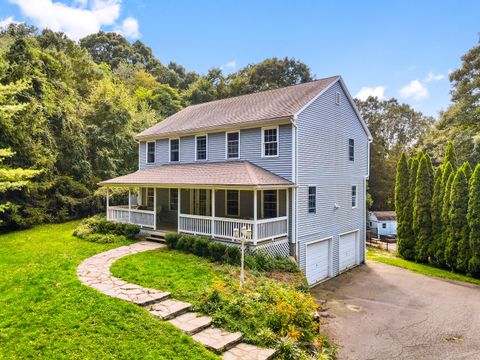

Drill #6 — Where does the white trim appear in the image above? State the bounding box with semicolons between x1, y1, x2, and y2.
351;184;358;208
195;134;208;161
153;188;157;230
307;185;317;214
225;131;240;160
349;138;355;162
169;138;180;162
253;189;258;244
146;141;156;164
225;189;240;217
261;125;279;158
306;236;333;286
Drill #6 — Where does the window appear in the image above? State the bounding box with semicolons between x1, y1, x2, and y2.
226;132;240;159
351;185;357;208
146;188;155;209
349;139;354;161
170;139;179;162
382;223;387;229
263;190;277;218
196;135;207;160
369;221;373;227
198;189;207;215
262;127;278;157
226;190;239;216
335;91;340;105
169;188;178;211
308;186;316;213
147;142;155;163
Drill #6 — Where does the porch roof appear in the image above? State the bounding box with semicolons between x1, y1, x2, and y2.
99;161;293;188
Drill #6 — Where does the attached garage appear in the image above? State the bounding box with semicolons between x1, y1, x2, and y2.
306;238;331;285
339;230;358;272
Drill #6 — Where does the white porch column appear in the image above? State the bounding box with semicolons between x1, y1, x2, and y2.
153;188;157;230
177;188;181;232
211;189;216;238
128;188;132;224
253;189;258;245
286;189;289;237
106;188;110;220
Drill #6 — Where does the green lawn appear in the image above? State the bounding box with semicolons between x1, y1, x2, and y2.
0;222;219;360
367;247;480;286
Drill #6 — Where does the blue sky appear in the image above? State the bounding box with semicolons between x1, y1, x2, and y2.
1;0;479;118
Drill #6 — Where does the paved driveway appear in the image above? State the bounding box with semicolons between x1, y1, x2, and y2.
311;261;480;360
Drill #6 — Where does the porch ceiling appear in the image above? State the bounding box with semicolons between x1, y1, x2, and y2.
99;161;293;189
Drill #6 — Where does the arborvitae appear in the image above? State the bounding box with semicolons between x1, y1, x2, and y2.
445;168;469;272
443;141;457;170
424;153;434;187
395;153;415;259
462;161;473;182
468;165;480;278
430;166;444;263
438;172;454;268
413;155;433;263
408;157;419;239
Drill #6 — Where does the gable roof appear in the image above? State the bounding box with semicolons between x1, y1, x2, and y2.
99;161;293;188
371;211;396;221
135;76;340;140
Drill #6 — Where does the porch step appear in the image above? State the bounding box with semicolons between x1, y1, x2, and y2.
168;312;212;335
145;299;192;320
145;232;166;243
192;327;242;354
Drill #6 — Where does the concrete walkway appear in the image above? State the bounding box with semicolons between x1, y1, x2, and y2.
77;241;275;360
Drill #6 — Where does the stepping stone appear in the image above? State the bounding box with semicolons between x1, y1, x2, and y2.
168;312;212;335
192;327;242;354
146;299;191;320
130;291;170;306
222;343;276;360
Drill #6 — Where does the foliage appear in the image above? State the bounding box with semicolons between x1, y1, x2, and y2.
356;97;434;210
443;141;458;169
430;166;444;264
395;152;415;259
439;172;454;267
468;165;480;277
73;215;140;241
0;222;219;359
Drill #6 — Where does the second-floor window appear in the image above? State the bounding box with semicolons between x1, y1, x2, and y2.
349;139;355;161
262;127;278;157
226;131;240;159
147;141;155;163
170;139;179;162
351;185;357;208
308;186;316;213
196;135;207;161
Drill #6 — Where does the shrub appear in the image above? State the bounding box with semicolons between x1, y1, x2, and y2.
208;241;227;262
73;215;140;240
225;245;241;265
165;232;181;249
193;237;210;257
177;234;196;252
82;233;127;244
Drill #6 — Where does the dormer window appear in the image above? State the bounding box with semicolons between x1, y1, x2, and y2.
146;141;155;163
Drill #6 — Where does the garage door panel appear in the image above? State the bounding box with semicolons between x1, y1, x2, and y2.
306;240;330;285
339;231;357;272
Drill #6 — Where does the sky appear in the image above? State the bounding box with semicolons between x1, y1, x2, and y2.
0;0;479;118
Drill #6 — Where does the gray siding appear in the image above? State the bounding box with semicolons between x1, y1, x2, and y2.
138;125;293;181
296;81;369;276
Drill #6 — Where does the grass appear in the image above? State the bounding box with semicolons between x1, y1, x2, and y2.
367;247;480;286
0;222;219;360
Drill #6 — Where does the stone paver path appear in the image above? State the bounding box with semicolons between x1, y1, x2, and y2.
77;241;275;359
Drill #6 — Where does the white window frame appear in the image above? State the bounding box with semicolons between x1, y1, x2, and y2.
169;138;180;162
225;189;240;217
225;131;240;160
261;126;279;158
261;189;278;218
146;141;156;164
382;223;387;229
195;134;208;161
335;91;341;105
146;188;155;209
169;188;178;211
308;186;316;214
351;185;358;208
349;138;355;162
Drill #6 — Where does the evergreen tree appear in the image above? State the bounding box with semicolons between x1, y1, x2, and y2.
461;161;473;182
424;152;434;189
445;168;469;271
443;141;457;170
413;155;433;263
408;157;419;239
439;172;455;267
468;165;480;278
395;153;415;259
430;166;444;263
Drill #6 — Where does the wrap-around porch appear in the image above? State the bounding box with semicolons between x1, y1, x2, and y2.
106;187;289;245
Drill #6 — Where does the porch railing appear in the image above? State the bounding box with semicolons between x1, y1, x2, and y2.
179;214;288;244
107;206;155;229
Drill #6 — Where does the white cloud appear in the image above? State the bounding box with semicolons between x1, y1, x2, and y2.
355;86;385;101
423;72;445;82
221;60;237;69
115;17;139;38
9;0;140;40
0;16;19;28
398;80;429;101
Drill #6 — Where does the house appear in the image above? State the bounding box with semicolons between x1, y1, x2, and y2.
368;211;397;237
99;76;372;285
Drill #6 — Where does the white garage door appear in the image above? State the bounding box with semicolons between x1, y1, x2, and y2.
339;231;357;272
306;239;330;285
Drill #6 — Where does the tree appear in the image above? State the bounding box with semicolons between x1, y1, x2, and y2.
439;171;454;267
468;165;480;277
443;141;458;169
445;168;469;271
430;166;444;263
183;77;217;105
395;153;415;259
461;161;473;182
356;97;434;210
413;155;433;263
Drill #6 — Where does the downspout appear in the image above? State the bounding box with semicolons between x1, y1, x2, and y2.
291;116;299;260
